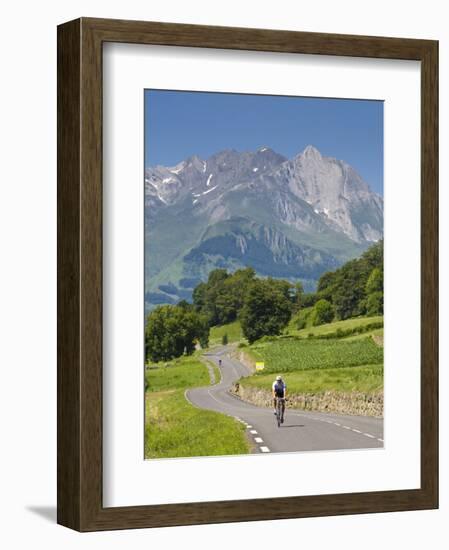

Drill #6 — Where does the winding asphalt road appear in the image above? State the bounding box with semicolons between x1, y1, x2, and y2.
186;346;384;454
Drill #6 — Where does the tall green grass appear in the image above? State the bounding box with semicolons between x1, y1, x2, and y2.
241;364;383;394
209;320;244;344
288;306;314;331
145;354;250;459
145;390;249;459
145;355;210;392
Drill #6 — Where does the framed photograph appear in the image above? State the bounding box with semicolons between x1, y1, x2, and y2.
57;17;438;531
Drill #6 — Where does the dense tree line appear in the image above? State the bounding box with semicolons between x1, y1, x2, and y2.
192;267;299;344
145;303;209;362
239;278;294;343
145;242;383;360
192;267;257;326
307;241;383;322
146;268;299;360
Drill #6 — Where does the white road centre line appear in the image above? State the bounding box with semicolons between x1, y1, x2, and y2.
206;389;233;407
352;429;362;434
250;430;258;434
254;437;264;443
334;423;341;427
343;426;351;430
363;433;376;439
260;446;270;453
246;425;252;429
378;438;384;442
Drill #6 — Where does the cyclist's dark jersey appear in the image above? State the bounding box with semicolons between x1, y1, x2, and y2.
273;381;286;398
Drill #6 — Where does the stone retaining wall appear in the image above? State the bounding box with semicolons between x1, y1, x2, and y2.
232;385;383;418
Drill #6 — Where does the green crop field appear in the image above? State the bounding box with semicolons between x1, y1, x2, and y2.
247;336;383;373
145;354;250;459
240;316;384;398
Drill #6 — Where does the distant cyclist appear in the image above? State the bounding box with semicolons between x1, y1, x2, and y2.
218;359;222;367
272;375;287;422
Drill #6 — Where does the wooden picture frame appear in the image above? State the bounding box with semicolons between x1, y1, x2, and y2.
57;17;438;531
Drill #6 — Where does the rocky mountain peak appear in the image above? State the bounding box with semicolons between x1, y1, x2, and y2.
146;145;383;243
300;144;322;160
144;145;383;309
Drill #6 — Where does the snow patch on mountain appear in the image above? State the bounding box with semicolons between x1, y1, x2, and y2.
170;163;185;174
145;145;383;244
193;185;218;198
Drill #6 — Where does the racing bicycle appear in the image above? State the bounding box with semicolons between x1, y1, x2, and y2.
274;397;286;427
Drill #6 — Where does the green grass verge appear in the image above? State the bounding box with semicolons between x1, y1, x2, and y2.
345;327;384;342
145;355;210;393
210;362;222;384
247;336;383;373
145;390;249;459
209;320;244;345
200;357;221;385
241;364;383;394
145;354;250;458
287;306;314;331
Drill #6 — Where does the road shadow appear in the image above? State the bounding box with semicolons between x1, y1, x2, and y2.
26;506;57;523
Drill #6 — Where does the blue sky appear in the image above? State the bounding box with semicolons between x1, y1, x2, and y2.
144;90;384;196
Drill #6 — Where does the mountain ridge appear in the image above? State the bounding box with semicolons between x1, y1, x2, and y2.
145;145;383;310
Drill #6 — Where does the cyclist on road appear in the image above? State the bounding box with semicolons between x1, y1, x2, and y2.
272;375;287;422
